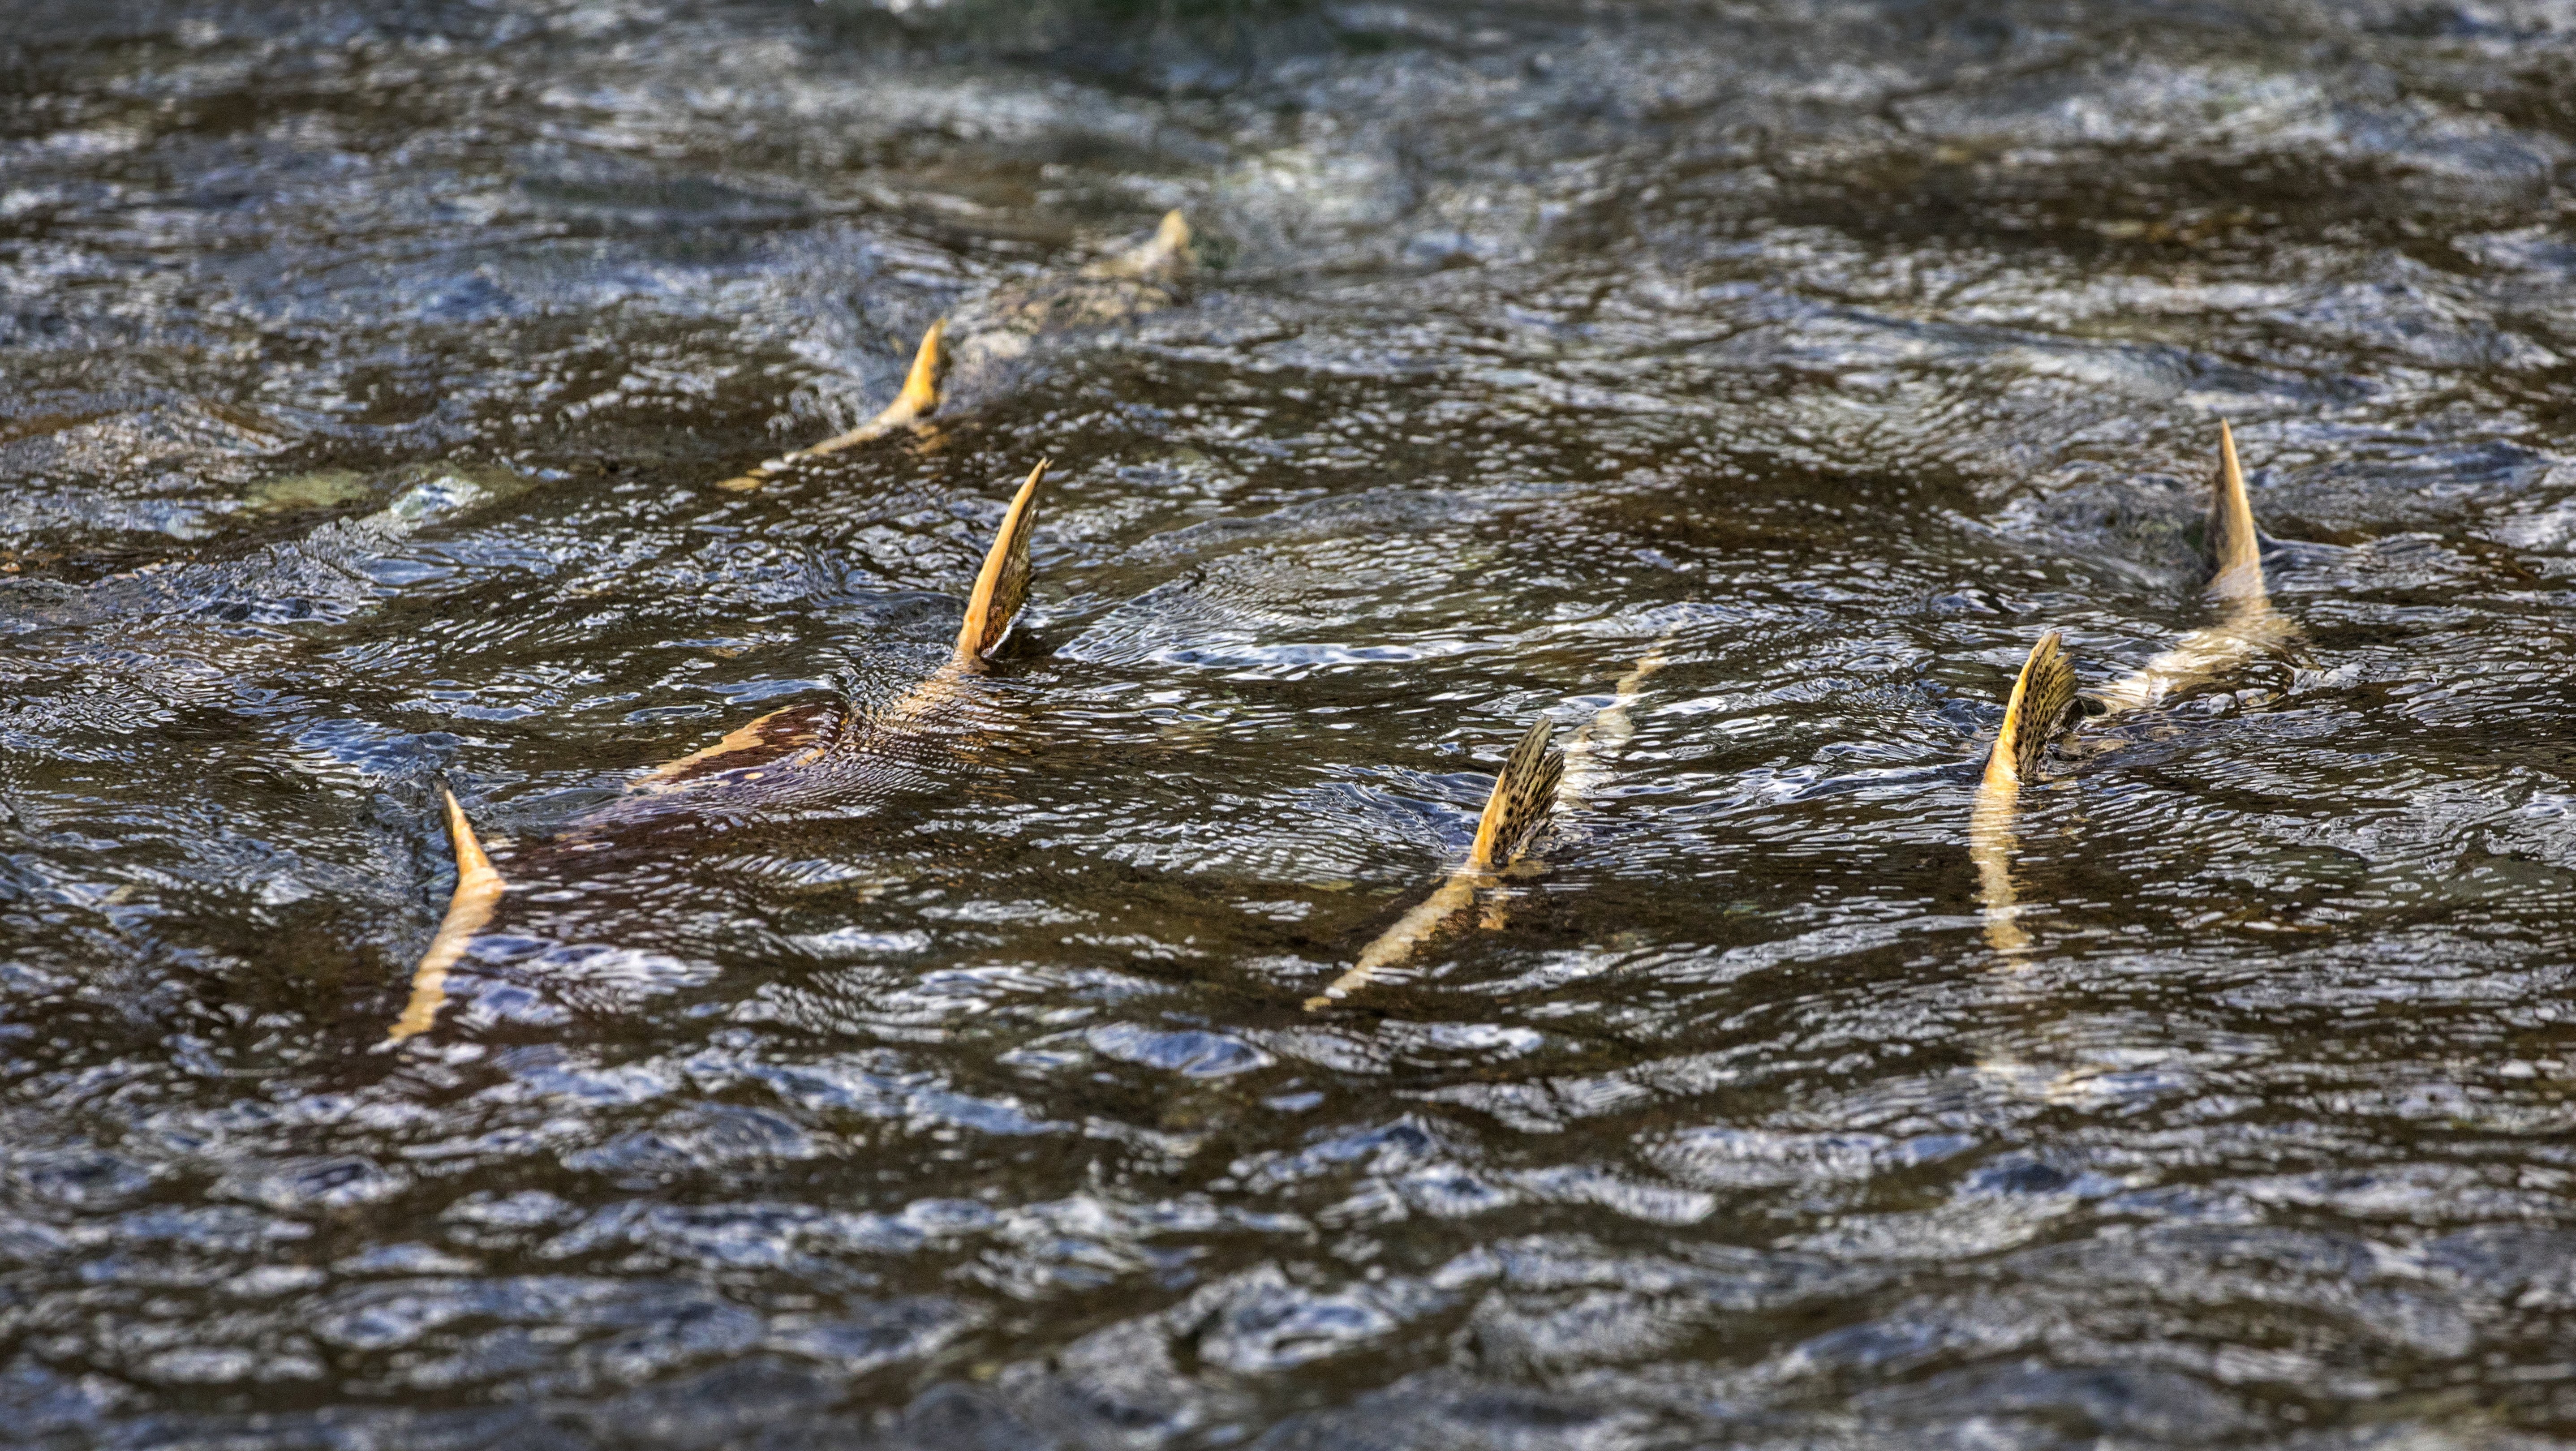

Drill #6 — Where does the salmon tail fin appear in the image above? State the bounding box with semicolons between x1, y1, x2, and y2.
1466;717;1565;871
387;785;506;1045
1303;713;1565;1011
2206;419;2267;604
717;318;946;492
1096;210;1194;279
1983;630;2077;789
950;459;1050;669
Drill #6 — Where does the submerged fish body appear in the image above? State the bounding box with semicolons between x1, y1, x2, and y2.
389;461;1051;1042
2077;600;2297;724
718;211;1194;492
594;444;1044;824
1972;422;2294;953
1557;645;1670;814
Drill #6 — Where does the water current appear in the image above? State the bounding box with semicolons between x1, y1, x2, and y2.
6;0;2576;1444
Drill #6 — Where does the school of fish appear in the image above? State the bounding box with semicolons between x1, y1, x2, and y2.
389;209;2301;1043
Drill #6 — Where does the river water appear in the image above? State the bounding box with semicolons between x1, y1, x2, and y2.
5;0;2576;1445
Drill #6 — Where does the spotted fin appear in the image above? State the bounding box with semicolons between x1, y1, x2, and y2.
387;785;505;1044
717;318;946;492
2206;420;2266;604
1983;630;2077;789
951;459;1050;669
1466;717;1565;871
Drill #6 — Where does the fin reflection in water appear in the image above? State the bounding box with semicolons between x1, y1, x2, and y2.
386;785;505;1044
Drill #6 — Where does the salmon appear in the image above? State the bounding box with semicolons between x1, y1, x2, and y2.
716;211;1194;492
388;460;1052;1042
1305;643;1670;1009
1972;421;2295;953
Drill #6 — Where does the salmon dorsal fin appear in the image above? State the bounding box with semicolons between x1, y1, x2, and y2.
387;785;505;1044
1145;209;1192;269
888;317;946;424
1093;210;1193;280
1466;717;1566;871
1983;630;2077;789
950;459;1050;669
2206;419;2267;605
716;318;946;492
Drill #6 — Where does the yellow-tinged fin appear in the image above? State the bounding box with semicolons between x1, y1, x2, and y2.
1095;210;1194;279
387;786;505;1044
1148;209;1192;266
1304;715;1568;1011
716;318;946;492
951;459;1050;669
1466;717;1565;871
1982;630;2077;790
2206;419;2266;603
888;316;946;422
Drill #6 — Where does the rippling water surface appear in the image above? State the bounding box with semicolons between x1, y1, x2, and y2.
6;0;2576;1444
